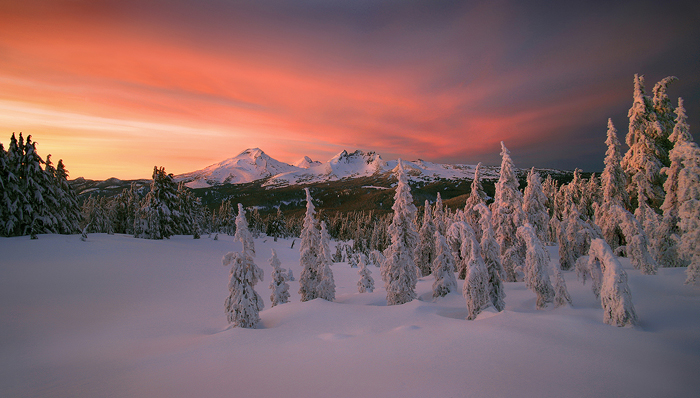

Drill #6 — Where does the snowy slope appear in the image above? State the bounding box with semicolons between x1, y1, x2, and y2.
2;234;699;398
177;148;519;188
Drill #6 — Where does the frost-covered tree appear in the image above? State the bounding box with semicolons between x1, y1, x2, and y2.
622;74;667;210
299;188;320;301
652;76;678;157
657;98;693;268
381;160;419;305
588;239;638;326
491;142;525;282
317;221;336;301
416;200;436;276
463;232;490;320
475;203;506;312
357;253;375;293
601;119;628;210
223;204;264;328
433;192;447;236
269;249;290;307
464;162;487;240
523;167;549;243
609;205;658;275
673;138;700;284
517;223;555;309
551;261;572;308
432;230;457;298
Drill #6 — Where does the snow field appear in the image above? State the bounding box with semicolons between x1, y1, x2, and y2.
1;234;699;397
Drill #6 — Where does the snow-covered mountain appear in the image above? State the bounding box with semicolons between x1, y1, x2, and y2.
176;148;560;189
177;148;299;188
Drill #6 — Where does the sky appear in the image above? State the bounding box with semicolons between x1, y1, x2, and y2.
1;0;699;180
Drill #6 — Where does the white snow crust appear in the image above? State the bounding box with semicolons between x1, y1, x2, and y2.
1;234;699;397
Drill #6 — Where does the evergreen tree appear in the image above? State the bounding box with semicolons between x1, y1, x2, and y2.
54;159;82;234
463;231;490;320
518;223;555;309
551;261;572;308
317;221;336;301
381;160;419;305
299;188;320;301
491;142;525;282
416;200;436;276
608;205;658;275
269;249;290;307
651;76;678;158
432;229;457;298
134;166;180;239
597;119;630;249
475;203;506;312
622;74;666;210
223;203;264;328
464;162;487;240
672;138;700;284
357;253;375;293
522;167;549;243
433;192;447;236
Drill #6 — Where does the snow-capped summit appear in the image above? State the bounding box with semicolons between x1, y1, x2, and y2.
177;148;298;188
295;156;321;169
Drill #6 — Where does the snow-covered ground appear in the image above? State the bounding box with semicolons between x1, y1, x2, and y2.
1;234;699;397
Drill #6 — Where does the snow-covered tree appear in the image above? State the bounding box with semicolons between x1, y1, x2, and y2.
608;205;658;275
433;192;447;236
475;203;506;312
517;223;555;309
223;204;264;328
381;160;419;305
551;261;572;308
463;232;490;320
491;142;525;282
134;166;180;239
416;200;436;276
317;221;336;301
622;74;667;210
673;138;700;284
432;230;457;298
464;162;487;240
299;188;320;302
269;249;290;307
588;239;638;326
601;119;629;210
523;167;549;243
357;253;375;293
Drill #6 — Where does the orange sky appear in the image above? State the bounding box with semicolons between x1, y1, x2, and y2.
1;0;698;179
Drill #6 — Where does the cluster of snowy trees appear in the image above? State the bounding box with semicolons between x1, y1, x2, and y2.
81;166;206;239
0;133;81;238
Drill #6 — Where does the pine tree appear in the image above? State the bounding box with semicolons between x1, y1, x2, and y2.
381;160;419;305
432;229;457;298
518;223;555;309
622;74;666;210
299;188;320;301
608;205;658;275
463;232;490;320
416;200;436;276
54;159;81;234
433;192;447;236
597;119;630;249
475;203;506;312
464;162;487;240
269;249;290;307
523;167;549;243
491;142;525;282
588;239;637;326
357;253;375;293
223;204;264;328
317;221;336;301
672;138;700;284
551;261;572;308
134;166;180;239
